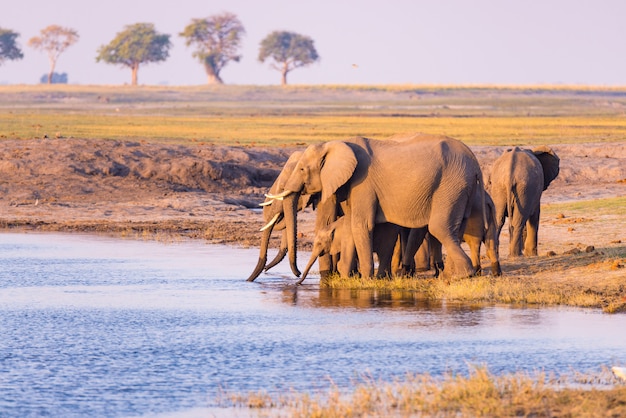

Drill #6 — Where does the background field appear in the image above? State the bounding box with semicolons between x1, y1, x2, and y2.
2;84;626;145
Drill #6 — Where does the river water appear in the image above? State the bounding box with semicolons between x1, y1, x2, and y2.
0;232;624;417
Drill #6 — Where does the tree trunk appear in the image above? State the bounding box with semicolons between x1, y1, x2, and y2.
47;59;56;84
131;63;139;86
281;62;289;86
204;62;223;84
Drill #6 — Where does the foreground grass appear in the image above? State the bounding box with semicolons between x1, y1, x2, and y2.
221;366;626;417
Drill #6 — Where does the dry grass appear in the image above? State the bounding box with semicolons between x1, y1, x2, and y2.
219;366;626;417
2;84;626;146
319;196;626;313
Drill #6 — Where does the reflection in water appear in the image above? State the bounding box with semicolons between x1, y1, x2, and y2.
0;232;625;418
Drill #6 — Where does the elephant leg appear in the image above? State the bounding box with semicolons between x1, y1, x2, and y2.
414;234;431;272
351;217;375;279
373;223;399;278
338;220;357;277
524;209;540;256
428;235;444;278
464;235;482;276
508;210;526;258
402;227;427;276
391;235;403;276
428;207;474;278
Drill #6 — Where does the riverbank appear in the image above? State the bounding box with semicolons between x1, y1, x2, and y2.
0;137;624;311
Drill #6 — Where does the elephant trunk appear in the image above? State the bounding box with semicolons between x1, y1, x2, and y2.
283;192;301;278
297;252;320;285
246;225;274;282
264;231;288;272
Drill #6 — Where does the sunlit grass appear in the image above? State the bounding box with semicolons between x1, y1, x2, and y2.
220;366;626;417
2;112;626;146
2;84;626;146
543;196;626;216
320;273;624;312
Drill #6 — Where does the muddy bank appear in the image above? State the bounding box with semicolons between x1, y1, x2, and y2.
0;138;624;252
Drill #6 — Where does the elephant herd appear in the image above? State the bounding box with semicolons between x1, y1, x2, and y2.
247;133;560;283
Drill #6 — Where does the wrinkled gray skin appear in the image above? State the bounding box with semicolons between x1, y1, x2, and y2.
488;146;560;257
406;191;502;277
267;133;486;279
298;218;400;284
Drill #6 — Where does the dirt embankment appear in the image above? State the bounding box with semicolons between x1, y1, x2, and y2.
0;138;624;255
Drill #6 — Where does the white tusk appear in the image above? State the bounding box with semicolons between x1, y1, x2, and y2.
259;200;273;207
260;213;281;231
265;190;293;200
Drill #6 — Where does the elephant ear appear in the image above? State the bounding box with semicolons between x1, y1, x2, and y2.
532;145;560;190
320;141;357;203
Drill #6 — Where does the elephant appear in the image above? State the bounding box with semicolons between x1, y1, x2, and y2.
488;145;560;257
247;151;340;282
264;133;486;279
298;217;400;284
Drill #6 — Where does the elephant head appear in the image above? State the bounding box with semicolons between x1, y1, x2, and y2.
262;141;358;280
531;145;560;191
281;141;358;204
247;150;306;282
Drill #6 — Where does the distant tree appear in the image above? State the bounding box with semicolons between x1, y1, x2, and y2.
0;28;24;66
28;25;79;84
40;72;67;84
96;23;171;86
180;12;245;84
258;31;319;85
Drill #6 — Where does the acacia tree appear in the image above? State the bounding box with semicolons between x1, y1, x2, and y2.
258;31;319;85
180;12;245;84
0;28;23;66
96;23;171;86
28;25;79;84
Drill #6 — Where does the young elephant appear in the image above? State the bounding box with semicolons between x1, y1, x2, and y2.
298;218;400;284
488;146;560;257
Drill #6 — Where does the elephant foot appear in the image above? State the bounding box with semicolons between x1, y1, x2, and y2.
400;264;416;277
319;270;333;279
491;262;502;277
433;261;444;278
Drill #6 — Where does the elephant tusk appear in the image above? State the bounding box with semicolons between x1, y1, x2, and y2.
259;200;273;207
260;213;281;232
265;190;293;200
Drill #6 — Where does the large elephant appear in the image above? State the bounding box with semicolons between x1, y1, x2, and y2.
265;133;486;279
488;145;560;257
247;151;340;282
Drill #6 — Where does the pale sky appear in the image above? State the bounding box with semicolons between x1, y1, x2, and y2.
2;0;626;86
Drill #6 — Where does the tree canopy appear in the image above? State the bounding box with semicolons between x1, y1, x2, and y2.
180;12;245;84
96;23;171;86
28;25;79;84
0;28;23;66
258;31;319;85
